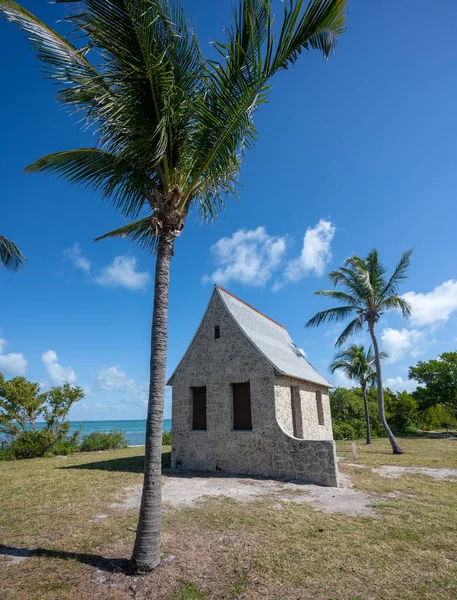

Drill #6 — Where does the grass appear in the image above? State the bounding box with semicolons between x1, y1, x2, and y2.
0;439;456;599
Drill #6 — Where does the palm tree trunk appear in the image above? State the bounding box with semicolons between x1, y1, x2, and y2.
368;324;404;455
361;383;372;445
131;234;174;572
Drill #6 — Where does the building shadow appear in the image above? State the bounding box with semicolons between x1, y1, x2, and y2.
0;544;129;573
62;452;171;473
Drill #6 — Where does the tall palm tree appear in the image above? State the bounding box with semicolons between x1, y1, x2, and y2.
0;234;26;271
1;0;347;571
306;249;413;455
330;344;387;445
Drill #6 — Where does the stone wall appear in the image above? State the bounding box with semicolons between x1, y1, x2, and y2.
169;290;338;487
274;375;334;440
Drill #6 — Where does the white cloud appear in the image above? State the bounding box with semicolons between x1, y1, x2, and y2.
42;350;76;384
203;227;286;287
0;353;27;376
274;219;335;290
0;331;27;376
332;369;353;388
98;366;147;406
95;256;150;291
63;243;92;274
403;280;457;327
285;218;335;279
99;366;136;393
381;328;424;363
385;376;417;393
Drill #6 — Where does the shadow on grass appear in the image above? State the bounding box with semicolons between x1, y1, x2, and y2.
0;544;129;573
62;452;171;473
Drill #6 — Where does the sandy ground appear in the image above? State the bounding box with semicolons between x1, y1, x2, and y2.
110;470;375;516
109;463;457;518
346;463;457;481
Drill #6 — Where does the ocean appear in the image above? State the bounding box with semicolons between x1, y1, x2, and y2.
2;419;172;447
65;419;172;446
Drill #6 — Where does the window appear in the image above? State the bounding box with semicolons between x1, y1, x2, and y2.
316;390;325;426
232;382;252;430
192;386;207;430
215;325;220;339
291;386;303;438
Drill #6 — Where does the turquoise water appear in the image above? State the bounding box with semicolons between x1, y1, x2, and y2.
64;419;172;446
2;419;171;447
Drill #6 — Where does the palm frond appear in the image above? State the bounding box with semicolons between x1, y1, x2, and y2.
381;248;414;299
0;235;26;271
271;0;347;71
335;316;364;347
384;295;412;318
315;289;360;306
95;217;158;253
305;305;355;328
24;149;154;218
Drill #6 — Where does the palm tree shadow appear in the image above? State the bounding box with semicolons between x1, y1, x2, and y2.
62;452;170;473
0;544;130;573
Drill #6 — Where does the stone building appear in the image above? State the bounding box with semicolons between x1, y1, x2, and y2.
167;285;338;486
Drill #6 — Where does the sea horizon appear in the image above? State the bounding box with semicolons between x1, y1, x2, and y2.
2;419;172;447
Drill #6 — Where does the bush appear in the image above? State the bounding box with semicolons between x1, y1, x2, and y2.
0;446;13;461
80;430;128;452
162;430;172;446
9;430;56;459
332;422;357;440
50;433;81;456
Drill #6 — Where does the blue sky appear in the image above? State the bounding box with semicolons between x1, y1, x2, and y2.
1;0;457;421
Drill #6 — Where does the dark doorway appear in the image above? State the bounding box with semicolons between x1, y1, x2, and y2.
232;382;252;430
192;386;207;430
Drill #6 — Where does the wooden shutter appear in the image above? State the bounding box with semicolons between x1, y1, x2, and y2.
291;386;303;438
192;387;207;430
232;382;252;430
316;390;325;426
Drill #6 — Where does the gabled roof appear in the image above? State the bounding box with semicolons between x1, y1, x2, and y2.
167;285;331;388
216;286;331;387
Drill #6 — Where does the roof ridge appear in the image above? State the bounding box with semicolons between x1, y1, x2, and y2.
215;285;287;330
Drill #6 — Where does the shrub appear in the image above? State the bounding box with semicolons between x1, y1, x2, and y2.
9;430;56;459
162;430;172;446
49;433;81;456
0;373;84;459
332;422;357;440
80;430;128;452
0;446;13;461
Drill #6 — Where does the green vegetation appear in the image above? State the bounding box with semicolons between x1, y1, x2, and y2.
331;385;457;440
330;344;386;444
0;373;84;459
0;233;26;271
79;430;128;452
162;430;172;446
410;352;457;413
307;248;413;454
0;439;456;599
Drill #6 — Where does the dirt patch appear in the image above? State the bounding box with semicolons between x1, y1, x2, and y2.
110;471;374;516
373;465;457;480
347;463;457;481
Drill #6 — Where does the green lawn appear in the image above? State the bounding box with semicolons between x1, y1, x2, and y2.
1;438;456;600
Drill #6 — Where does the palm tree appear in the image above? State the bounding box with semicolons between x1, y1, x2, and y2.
0;234;26;271
330;344;387;445
306;249;413;455
1;0;347;571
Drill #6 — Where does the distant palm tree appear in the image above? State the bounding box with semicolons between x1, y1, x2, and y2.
307;249;413;454
330;344;387;445
0;234;26;271
1;0;347;571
